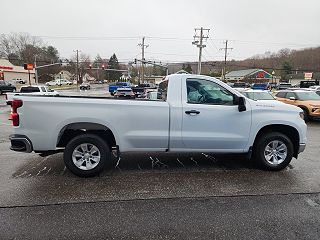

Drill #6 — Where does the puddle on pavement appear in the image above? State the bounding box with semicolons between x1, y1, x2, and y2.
12;152;256;178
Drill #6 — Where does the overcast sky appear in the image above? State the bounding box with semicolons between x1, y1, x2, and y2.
1;0;319;63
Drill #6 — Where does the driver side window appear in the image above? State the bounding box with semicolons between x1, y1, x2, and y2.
186;79;234;105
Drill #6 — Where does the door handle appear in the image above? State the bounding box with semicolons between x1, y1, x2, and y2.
185;110;200;115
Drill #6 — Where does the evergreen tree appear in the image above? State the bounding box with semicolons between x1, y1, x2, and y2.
107;53;122;80
281;61;292;80
182;63;186;71
185;64;193;73
93;54;103;80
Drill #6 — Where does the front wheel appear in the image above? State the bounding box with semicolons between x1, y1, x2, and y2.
253;132;294;171
64;134;110;177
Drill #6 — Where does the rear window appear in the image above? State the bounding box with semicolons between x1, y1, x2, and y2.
158;80;168;101
20;87;40;93
116;82;129;86
233;83;246;88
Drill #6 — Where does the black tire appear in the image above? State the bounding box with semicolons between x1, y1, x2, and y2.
64;134;110;177
253;132;294;171
0;90;2;95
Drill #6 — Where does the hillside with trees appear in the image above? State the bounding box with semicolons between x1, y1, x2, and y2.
167;47;320;80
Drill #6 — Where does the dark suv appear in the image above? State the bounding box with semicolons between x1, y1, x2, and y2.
0;81;16;94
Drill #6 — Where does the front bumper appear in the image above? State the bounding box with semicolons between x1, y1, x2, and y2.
9;134;33;153
298;143;306;153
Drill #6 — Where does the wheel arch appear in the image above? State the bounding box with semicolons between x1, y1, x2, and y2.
253;124;300;158
57;122;117;149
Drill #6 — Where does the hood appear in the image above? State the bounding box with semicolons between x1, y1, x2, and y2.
304;100;320;106
247;99;301;113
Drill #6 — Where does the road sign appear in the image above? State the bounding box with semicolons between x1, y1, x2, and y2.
24;63;33;71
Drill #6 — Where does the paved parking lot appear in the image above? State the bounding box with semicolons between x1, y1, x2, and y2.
0;93;320;239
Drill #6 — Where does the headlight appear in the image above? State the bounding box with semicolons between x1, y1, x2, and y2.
299;112;304;120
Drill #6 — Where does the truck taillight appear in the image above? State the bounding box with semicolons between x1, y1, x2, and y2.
10;99;23;126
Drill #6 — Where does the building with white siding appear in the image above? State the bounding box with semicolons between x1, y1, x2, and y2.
0;59;35;84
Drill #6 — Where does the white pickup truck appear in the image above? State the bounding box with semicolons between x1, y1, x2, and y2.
6;85;58;105
9;74;307;177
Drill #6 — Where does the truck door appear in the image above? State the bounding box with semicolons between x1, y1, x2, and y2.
181;78;251;152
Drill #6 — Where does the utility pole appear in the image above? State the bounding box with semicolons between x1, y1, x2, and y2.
96;62;99;81
220;40;233;80
73;50;80;90
138;37;149;84
192;27;210;74
34;56;38;85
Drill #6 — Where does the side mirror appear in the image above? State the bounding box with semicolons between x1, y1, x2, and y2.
289;97;296;100
238;96;246;112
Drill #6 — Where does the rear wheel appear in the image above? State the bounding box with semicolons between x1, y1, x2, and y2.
253;132;294;171
64;134;110;177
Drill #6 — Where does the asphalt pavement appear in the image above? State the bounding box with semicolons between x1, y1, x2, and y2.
0;90;320;239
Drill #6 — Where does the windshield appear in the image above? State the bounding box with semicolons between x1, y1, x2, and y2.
253;84;267;87
243;92;274;100
296;92;320;100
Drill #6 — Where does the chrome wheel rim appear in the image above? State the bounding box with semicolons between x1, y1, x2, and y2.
264;140;287;165
72;143;101;170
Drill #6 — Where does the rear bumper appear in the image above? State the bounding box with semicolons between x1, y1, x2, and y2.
298;143;306;153
9;134;33;153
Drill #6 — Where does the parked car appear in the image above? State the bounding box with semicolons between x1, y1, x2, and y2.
277;83;292;90
12;78;26;84
309;85;320;91
307;87;320;97
108;82;131;95
6;85;58;105
0;81;16;95
46;79;72;86
300;80;319;88
114;88;135;98
239;89;276;101
232;82;251;88
252;83;269;90
80;82;91;90
9;74;307;177
231;82;251;92
92;80;104;84
274;89;320;120
132;83;157;97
